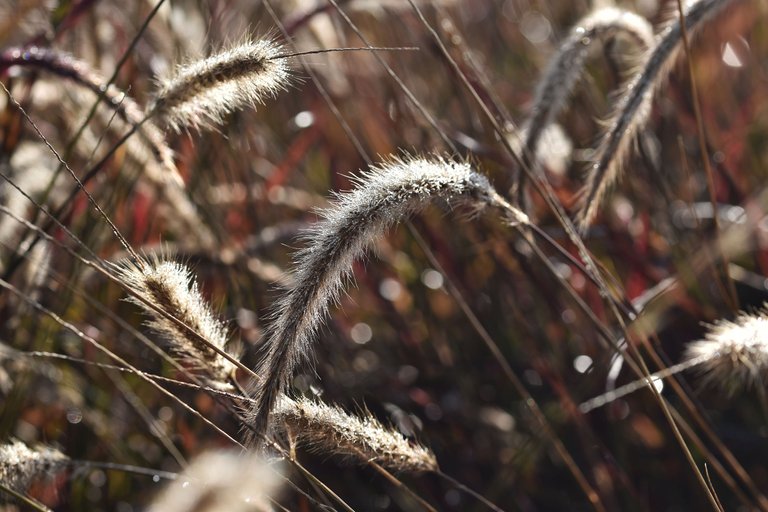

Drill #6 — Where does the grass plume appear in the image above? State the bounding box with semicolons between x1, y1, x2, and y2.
577;0;739;230
147;38;290;131
684;306;768;391
274;396;438;473
247;155;509;439
117;258;240;390
524;7;653;167
147;450;282;512
0;440;67;492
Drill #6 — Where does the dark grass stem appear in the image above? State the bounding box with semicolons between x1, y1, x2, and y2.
674;0;740;311
0;482;51;512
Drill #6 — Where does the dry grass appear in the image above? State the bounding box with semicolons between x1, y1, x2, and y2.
1;0;768;510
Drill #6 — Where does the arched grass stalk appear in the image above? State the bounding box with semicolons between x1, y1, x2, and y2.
113;252;439;475
148;38;290;131
273;396;438;473
577;0;740;230
523;7;653;172
248;155;525;438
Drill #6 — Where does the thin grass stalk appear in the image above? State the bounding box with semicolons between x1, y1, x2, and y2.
675;0;740;310
0;0;167;284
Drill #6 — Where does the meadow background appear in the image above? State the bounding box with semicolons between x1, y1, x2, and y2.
1;0;768;510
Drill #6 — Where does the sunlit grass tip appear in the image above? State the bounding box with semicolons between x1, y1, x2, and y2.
147;450;283;512
0;439;68;492
118;257;240;390
684;306;768;391
148;38;290;131
273;396;438;473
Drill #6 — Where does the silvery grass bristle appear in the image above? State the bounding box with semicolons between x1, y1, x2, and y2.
273;396;438;473
148;38;290;131
0;47;180;186
247;155;522;440
0;439;67;492
524;7;654;162
684;306;768;392
577;0;739;230
147;450;282;512
118;258;240;390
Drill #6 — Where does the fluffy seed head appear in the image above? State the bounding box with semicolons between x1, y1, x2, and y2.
684;307;768;391
274;397;438;473
149;38;290;131
147;450;282;512
0;440;68;491
119;258;239;390
247;155;499;441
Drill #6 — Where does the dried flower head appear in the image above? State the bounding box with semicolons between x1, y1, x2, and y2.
0;439;68;492
684;307;768;391
148;38;290;131
274;396;438;474
119;258;239;390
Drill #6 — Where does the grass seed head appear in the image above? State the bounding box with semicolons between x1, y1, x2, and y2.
274;396;438;474
147;450;282;512
119;258;239;390
685;307;768;391
246;155;499;442
148;38;290;131
0;440;68;492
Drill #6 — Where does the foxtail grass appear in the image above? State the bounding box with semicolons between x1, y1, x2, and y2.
524;7;653;167
273;396;438;473
147;450;283;512
0;440;67;492
577;0;739;230
581;306;768;412
246;155;516;438
684;306;768;391
117;258;240;390
147;38;290;131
